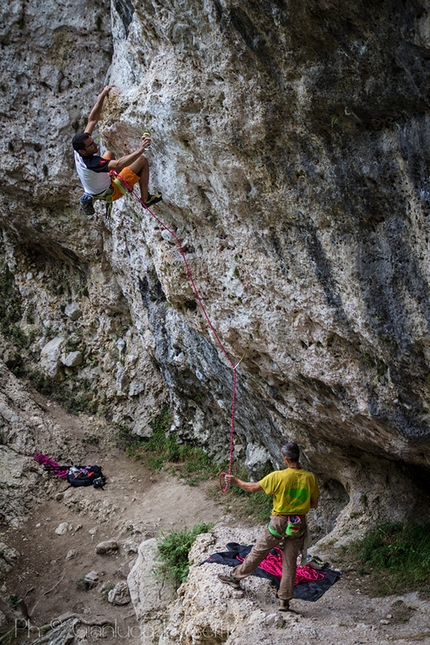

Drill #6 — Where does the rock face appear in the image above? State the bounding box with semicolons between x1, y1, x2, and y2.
0;0;430;533
0;359;61;526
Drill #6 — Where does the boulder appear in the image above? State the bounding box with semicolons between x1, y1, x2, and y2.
0;541;20;574
55;522;71;535
60;351;83;367
95;539;119;555
107;581;131;605
128;538;175;642
40;336;65;378
64;303;82;321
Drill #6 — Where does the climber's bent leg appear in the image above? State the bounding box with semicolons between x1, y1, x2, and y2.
129;156;149;203
110;158;162;205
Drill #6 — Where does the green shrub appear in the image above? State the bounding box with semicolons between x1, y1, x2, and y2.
27;369;56;395
76;576;92;591
216;463;274;523
25;370;94;415
119;408;219;484
102;584;115;601
243;490;274;523
9;594;21;609
146;455;165;470
157;523;213;589
353;521;430;595
82;434;100;446
118;413;276;523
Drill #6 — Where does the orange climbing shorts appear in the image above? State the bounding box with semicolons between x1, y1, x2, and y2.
111;167;140;201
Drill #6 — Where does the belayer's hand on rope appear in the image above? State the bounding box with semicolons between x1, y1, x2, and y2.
219;472;235;493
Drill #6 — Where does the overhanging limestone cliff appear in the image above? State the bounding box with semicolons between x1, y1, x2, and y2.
1;0;430;534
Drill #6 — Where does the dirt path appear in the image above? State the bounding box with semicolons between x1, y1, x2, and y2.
1;399;429;645
2;450;228;643
0;398;229;643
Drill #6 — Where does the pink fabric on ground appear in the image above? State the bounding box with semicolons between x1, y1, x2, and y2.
34;453;68;479
237;546;324;584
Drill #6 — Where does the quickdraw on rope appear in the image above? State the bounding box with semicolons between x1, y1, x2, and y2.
109;171;240;491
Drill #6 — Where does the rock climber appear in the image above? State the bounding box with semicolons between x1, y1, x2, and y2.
218;442;319;612
72;85;162;210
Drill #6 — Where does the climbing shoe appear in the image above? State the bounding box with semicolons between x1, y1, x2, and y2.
79;193;95;217
217;572;241;589
279;599;290;612
144;192;163;207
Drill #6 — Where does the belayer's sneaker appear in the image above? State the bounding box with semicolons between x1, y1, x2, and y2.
217;572;241;589
144;192;163;207
279;599;290;612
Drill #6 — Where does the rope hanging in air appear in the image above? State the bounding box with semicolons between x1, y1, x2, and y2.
109;171;242;491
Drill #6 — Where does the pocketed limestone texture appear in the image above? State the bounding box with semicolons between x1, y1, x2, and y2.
0;0;429;533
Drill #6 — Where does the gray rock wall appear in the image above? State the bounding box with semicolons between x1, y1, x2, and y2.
1;0;430;532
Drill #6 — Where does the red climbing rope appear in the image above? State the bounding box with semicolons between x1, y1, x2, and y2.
109;172;237;490
219;367;237;492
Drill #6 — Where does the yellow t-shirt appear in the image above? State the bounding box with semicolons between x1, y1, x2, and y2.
259;468;319;515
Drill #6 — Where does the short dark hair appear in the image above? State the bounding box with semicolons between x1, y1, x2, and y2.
281;442;300;461
72;132;90;152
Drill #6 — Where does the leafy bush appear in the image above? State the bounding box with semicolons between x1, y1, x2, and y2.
243;490;274;523
26;369;94;415
354;521;430;595
119;412;276;522
157;523;213;588
9;594;21;609
216;463;274;523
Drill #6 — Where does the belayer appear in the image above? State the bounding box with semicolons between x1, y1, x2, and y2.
218;442;319;612
72;85;162;215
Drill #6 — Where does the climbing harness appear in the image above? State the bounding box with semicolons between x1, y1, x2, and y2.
267;517;310;565
109;171;241;491
110;174;128;195
268;515;306;539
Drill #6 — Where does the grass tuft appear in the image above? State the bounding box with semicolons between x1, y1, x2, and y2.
217;464;274;523
118;411;276;523
352;521;430;596
157;523;213;589
118;408;219;485
26;369;95;415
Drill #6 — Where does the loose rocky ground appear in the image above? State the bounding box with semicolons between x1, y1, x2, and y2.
0;395;229;644
0;444;226;642
1;400;429;645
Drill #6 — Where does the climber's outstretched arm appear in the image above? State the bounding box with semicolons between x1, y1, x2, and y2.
85;85;114;134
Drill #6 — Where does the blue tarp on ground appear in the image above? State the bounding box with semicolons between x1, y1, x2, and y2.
205;542;342;601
